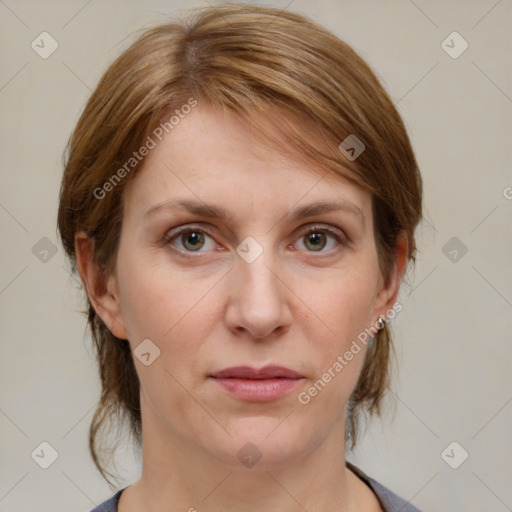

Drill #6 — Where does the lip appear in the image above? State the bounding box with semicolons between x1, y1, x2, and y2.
210;365;305;402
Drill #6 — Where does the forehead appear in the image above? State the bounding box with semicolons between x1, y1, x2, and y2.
122;106;372;223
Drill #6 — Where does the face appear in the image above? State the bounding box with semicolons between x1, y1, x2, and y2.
100;106;400;470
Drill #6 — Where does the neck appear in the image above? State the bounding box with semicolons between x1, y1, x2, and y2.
120;400;362;512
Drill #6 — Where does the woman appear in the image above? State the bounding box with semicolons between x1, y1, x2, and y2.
58;4;423;511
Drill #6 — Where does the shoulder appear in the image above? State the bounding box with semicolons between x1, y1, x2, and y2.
87;470;422;512
88;489;124;512
346;462;423;512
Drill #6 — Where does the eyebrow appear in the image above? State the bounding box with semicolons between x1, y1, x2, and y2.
144;198;365;230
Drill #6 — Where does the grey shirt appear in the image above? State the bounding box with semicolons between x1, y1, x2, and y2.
89;463;422;512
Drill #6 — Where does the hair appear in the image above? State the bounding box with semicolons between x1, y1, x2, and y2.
58;3;422;487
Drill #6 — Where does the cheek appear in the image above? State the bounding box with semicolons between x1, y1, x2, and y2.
115;258;222;417
116;245;184;335
299;268;377;343
296;268;377;400
116;253;222;367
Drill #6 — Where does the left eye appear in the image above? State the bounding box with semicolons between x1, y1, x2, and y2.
295;229;342;252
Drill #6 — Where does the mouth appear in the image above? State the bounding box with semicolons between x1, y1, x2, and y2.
209;365;305;402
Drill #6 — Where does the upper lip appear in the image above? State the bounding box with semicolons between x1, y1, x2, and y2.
210;365;304;379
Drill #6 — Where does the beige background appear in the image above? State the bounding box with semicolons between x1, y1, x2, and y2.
1;1;511;511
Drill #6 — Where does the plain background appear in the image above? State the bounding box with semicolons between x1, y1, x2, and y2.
1;1;511;511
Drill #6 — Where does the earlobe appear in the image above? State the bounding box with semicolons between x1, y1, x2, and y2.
75;232;128;340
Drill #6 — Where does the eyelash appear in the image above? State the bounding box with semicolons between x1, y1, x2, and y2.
162;224;347;256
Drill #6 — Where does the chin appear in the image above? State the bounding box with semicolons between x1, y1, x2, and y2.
205;420;318;472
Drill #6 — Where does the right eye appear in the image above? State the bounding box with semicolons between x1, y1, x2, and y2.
163;226;219;254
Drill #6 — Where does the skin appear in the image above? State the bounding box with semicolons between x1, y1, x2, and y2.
76;106;407;512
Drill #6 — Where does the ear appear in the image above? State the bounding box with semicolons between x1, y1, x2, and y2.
75;231;128;339
373;233;408;319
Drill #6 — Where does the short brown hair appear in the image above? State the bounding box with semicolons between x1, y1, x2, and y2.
58;4;422;486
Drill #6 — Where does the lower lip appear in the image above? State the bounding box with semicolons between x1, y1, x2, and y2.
211;377;302;402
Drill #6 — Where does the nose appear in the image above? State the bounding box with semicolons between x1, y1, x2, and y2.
224;246;292;340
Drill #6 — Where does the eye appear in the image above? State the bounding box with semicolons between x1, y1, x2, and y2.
294;226;345;252
164;226;218;253
163;224;346;256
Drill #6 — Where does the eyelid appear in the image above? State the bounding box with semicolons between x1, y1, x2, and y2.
297;223;346;239
163;223;214;242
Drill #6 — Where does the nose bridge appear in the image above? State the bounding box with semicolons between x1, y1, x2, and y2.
238;242;282;307
226;237;290;338
236;233;278;285
241;250;279;296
